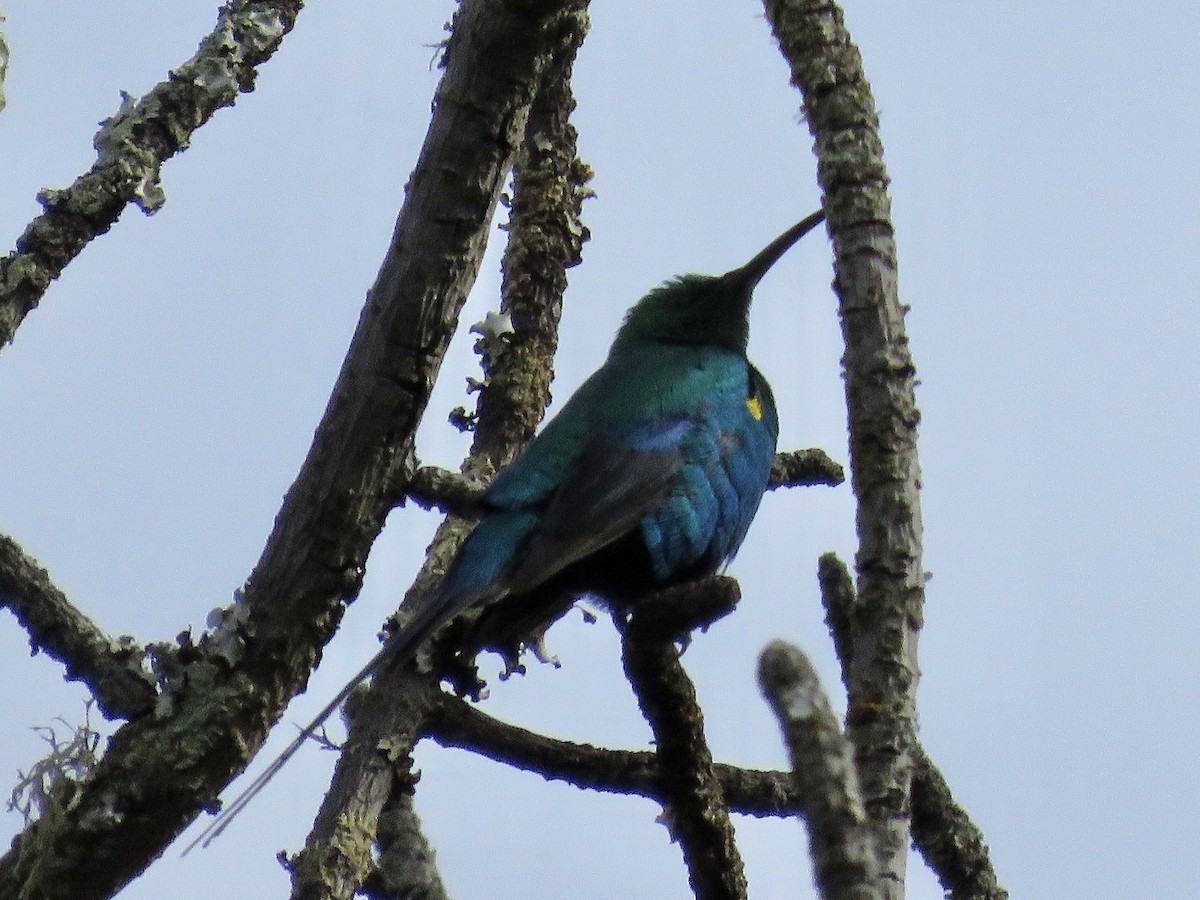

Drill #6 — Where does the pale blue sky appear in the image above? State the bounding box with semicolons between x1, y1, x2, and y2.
1;3;1197;898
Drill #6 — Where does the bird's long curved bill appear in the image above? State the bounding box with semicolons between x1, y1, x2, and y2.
723;208;826;293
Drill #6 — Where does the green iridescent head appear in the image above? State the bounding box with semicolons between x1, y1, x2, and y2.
612;210;825;354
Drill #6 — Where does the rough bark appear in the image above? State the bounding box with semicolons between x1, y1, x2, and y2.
819;553;1009;900
759;640;882;900
0;534;156;720
287;4;591;895
0;0;571;895
764;2;925;894
0;1;303;348
619;578;747;900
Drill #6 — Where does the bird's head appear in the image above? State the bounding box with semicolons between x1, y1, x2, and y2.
611;210;825;355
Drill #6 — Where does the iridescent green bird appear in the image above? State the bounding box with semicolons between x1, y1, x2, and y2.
191;209;825;849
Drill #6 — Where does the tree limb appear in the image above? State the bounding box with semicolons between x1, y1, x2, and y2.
0;0;303;348
817;552;857;694
0;0;578;894
405;466;485;515
426;691;807;817
911;746;1009;900
287;668;444;900
759;640;882;900
764;3;925;893
290;4;591;895
619;578;748;900
769;447;845;489
0;533;156;720
0;15;9;115
361;778;449;900
818;553;1008;900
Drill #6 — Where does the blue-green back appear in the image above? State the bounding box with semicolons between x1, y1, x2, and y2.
486;343;769;508
480;341;778;586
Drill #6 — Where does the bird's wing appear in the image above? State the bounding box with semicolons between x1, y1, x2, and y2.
502;418;688;596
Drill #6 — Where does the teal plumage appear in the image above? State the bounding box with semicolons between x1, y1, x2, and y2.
444;341;778;604
190;210;825;848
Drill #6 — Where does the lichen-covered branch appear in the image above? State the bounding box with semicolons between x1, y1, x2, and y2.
0;0;303;348
469;22;592;470
289;5;591;895
619;577;747;900
818;553;1008;900
911;746;1009;900
0;533;156;720
0;0;582;894
764;2;925;894
759;640;882;900
817;552;857;693
362;779;449;900
287;668;444;900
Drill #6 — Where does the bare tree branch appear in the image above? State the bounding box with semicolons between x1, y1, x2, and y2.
759;640;882;900
0;11;8;115
405;466;485;515
619;577;747;900
290;4;591;894
287;668;444;900
817;552;857;693
0;0;583;893
911;746;1010;900
0;533;156;720
469;52;591;471
0;0;303;348
362;782;449;900
769;447;845;489
818;553;1008;900
426;691;808;817
764;2;925;893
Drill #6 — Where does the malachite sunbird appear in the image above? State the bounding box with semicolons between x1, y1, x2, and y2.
190;208;826;848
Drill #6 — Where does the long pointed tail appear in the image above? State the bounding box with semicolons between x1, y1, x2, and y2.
181;590;472;853
184;510;536;852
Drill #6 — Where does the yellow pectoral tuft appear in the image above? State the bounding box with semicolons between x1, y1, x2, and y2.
746;394;763;421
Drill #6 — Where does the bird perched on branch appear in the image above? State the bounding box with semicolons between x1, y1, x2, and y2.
189;208;826;849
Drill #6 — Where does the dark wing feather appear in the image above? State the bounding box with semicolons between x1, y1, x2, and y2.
503;433;682;596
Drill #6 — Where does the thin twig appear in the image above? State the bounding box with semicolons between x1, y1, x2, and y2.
0;534;156;720
0;16;9;115
404;466;485;515
409;445;843;515
817;552;857;693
